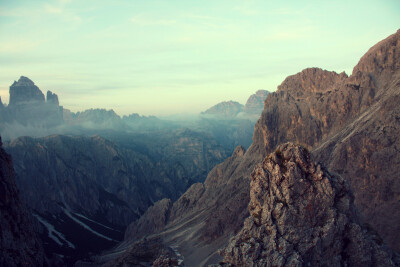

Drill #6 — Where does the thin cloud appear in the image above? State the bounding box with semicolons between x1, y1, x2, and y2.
130;15;176;26
0;40;41;53
44;5;63;14
182;13;227;22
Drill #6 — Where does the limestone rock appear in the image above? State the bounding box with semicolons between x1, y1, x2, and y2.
253;29;400;251
9;76;45;106
244;90;269;115
221;143;398;266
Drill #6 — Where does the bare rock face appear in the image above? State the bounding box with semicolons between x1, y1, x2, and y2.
9;76;45;106
221;143;398;266
252;29;400;251
277;68;347;93
0;136;47;266
244;90;270;115
202;100;244;118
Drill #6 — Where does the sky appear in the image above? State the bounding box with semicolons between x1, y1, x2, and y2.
0;0;399;116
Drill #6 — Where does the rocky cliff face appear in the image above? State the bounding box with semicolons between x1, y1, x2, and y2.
0;136;47;266
99;30;400;266
221;143;398;266
244;90;269;115
253;29;400;251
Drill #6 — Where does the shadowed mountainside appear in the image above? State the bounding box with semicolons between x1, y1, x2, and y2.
0;137;48;266
4;131;228;264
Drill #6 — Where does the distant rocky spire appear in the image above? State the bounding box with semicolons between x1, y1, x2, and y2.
9;76;45;106
46;90;59;106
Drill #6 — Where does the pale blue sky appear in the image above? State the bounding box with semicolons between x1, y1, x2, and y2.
0;0;399;116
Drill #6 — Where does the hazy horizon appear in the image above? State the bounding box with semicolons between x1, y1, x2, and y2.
0;0;399;116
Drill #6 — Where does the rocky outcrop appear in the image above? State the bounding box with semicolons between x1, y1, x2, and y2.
46;90;59;105
202;100;244;118
221;143;398;266
277;68;347;93
0;136;47;266
9;76;45;106
244;90;269;115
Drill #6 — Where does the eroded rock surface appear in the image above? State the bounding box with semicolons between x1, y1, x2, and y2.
244;90;270;115
221;143;398;266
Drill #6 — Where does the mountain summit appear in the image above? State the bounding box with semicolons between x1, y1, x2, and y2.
9;76;45;106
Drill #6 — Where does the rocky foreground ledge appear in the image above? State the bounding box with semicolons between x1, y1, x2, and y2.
220;143;399;266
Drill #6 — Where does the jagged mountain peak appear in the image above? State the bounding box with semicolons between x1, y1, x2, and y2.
277;67;348;94
12;76;35;86
352;29;400;76
244;90;270;115
9;76;45;106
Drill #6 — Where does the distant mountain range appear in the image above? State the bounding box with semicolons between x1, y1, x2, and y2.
0;74;267;264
